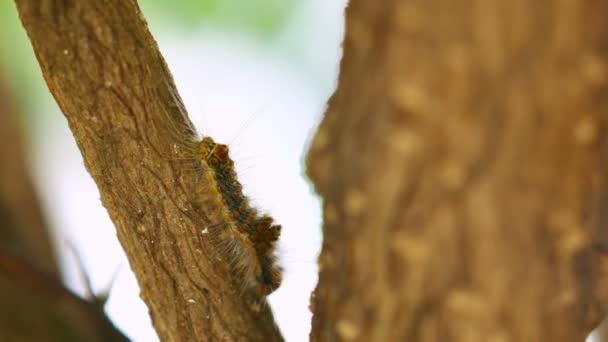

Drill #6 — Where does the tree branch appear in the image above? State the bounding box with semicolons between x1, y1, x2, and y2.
14;1;282;341
308;1;608;341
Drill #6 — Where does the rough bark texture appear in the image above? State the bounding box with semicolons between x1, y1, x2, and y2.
308;1;608;341
0;73;128;341
14;1;282;341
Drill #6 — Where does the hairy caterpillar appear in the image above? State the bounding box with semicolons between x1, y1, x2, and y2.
197;136;282;295
158;67;282;296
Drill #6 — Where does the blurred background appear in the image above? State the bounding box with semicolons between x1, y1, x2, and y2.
0;1;346;341
3;1;605;342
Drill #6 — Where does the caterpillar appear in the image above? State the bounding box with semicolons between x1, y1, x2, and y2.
197;136;282;295
158;67;282;296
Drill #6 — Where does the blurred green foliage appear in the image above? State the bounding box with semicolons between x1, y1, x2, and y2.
0;1;42;111
139;0;297;36
0;0;297;120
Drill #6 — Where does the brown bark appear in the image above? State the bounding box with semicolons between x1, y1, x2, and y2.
307;1;608;341
14;1;282;341
0;72;128;341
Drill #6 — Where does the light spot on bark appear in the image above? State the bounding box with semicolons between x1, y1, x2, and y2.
553;290;577;309
390;129;421;156
573;116;598;146
559;229;588;256
309;290;316;312
391;82;428;114
445;289;487;316
580;54;606;86
88;15;114;47
439;163;466;190
172;143;181;155
548;212;588;256
250;302;262;313
336;319;360;341
345;190;366;216
137;224;146;233
391;232;430;262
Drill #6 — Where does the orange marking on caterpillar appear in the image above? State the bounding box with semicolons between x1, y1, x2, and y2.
198;136;282;295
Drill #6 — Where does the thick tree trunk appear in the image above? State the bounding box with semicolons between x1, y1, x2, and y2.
307;1;608;341
14;1;282;341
